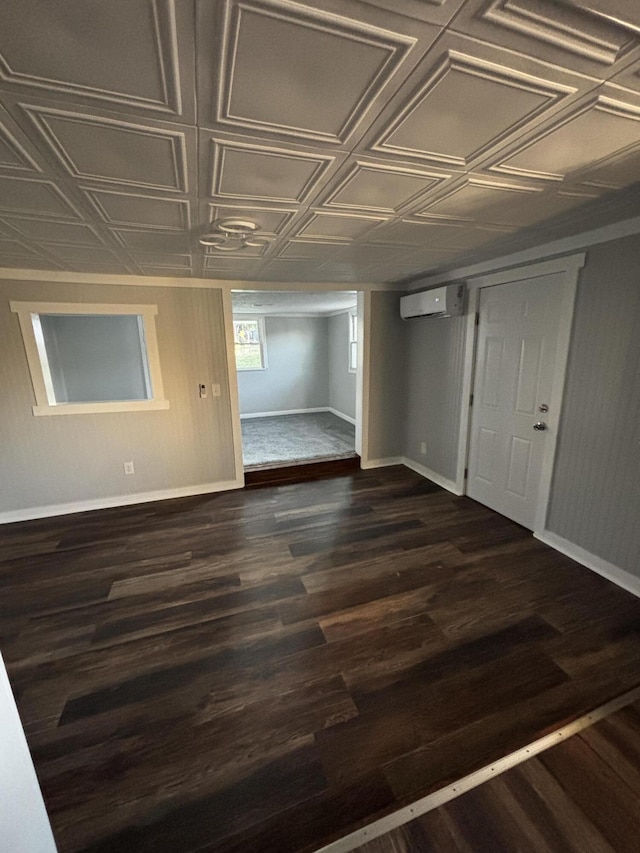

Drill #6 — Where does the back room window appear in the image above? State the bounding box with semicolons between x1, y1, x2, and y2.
233;318;267;370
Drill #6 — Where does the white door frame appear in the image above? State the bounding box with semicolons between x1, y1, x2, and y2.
222;289;247;488
456;253;585;533
355;290;370;464
223;288;370;480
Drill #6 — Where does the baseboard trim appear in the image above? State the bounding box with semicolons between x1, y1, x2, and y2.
401;457;463;495
535;530;640;599
327;407;356;426
0;479;244;524
240;407;329;419
360;456;403;469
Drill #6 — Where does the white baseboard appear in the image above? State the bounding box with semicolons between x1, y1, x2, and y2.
361;456;403;469
240;407;330;419
327;407;356;426
0;479;244;524
535;530;640;599
401;457;463;495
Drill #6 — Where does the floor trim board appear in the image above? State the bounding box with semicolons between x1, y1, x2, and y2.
240;407;331;419
535;529;640;599
241;408;356;425
316;684;640;853
0;479;244;524
360;457;463;496
327;407;356;426
360;456;403;469
401;457;463;495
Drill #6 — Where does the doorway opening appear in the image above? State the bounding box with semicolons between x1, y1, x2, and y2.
230;290;361;474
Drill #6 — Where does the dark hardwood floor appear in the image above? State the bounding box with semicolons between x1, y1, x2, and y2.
356;697;640;853
1;466;640;852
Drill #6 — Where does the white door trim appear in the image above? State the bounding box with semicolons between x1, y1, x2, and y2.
221;289;246;488
457;253;585;534
227;290;368;473
356;290;370;464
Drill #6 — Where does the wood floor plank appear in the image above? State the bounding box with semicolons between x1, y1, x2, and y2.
347;615;560;696
59;622;327;725
279;562;448;626
78;743;328;853
539;734;640;853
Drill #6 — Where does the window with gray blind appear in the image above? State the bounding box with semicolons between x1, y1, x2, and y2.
36;313;152;404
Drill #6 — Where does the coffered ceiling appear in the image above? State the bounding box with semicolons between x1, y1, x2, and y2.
0;0;639;284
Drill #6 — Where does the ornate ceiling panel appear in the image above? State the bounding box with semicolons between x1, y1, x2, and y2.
213;0;415;144
2;219;104;246
22;105;192;191
296;211;386;240
0;0;195;120
0;176;82;219
489;91;640;181
203;134;339;204
83;189;191;230
320;159;452;214
455;0;640;75
0;0;639;284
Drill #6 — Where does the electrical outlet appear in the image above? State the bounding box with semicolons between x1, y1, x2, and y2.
199;383;208;399
420;442;427;455
211;383;221;397
123;461;135;475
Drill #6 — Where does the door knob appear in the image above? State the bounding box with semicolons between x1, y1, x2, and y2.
533;421;547;431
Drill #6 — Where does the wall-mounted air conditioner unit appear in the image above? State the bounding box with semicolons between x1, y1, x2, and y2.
400;284;465;320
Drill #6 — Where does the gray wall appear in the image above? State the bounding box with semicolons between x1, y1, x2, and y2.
546;233;640;575
367;292;407;460
0;280;236;514
328;311;356;420
237;315;329;415
395;231;640;576
403;314;466;481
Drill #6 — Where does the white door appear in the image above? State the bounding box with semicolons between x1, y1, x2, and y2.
467;273;563;529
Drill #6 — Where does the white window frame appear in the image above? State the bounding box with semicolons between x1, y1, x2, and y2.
233;315;268;371
10;301;169;416
348;309;357;374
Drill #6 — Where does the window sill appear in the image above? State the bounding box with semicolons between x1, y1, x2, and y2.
32;400;170;416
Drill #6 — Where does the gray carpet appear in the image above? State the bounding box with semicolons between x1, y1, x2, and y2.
241;411;356;468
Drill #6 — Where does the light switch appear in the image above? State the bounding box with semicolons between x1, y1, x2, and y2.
199;383;207;398
211;384;221;397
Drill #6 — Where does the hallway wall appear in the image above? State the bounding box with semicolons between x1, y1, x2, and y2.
237;316;329;415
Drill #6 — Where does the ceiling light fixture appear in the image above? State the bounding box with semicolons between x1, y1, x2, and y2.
199;218;272;252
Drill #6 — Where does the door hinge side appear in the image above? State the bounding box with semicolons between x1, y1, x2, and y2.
469;393;474;406
464;467;469;479
475;312;480;326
